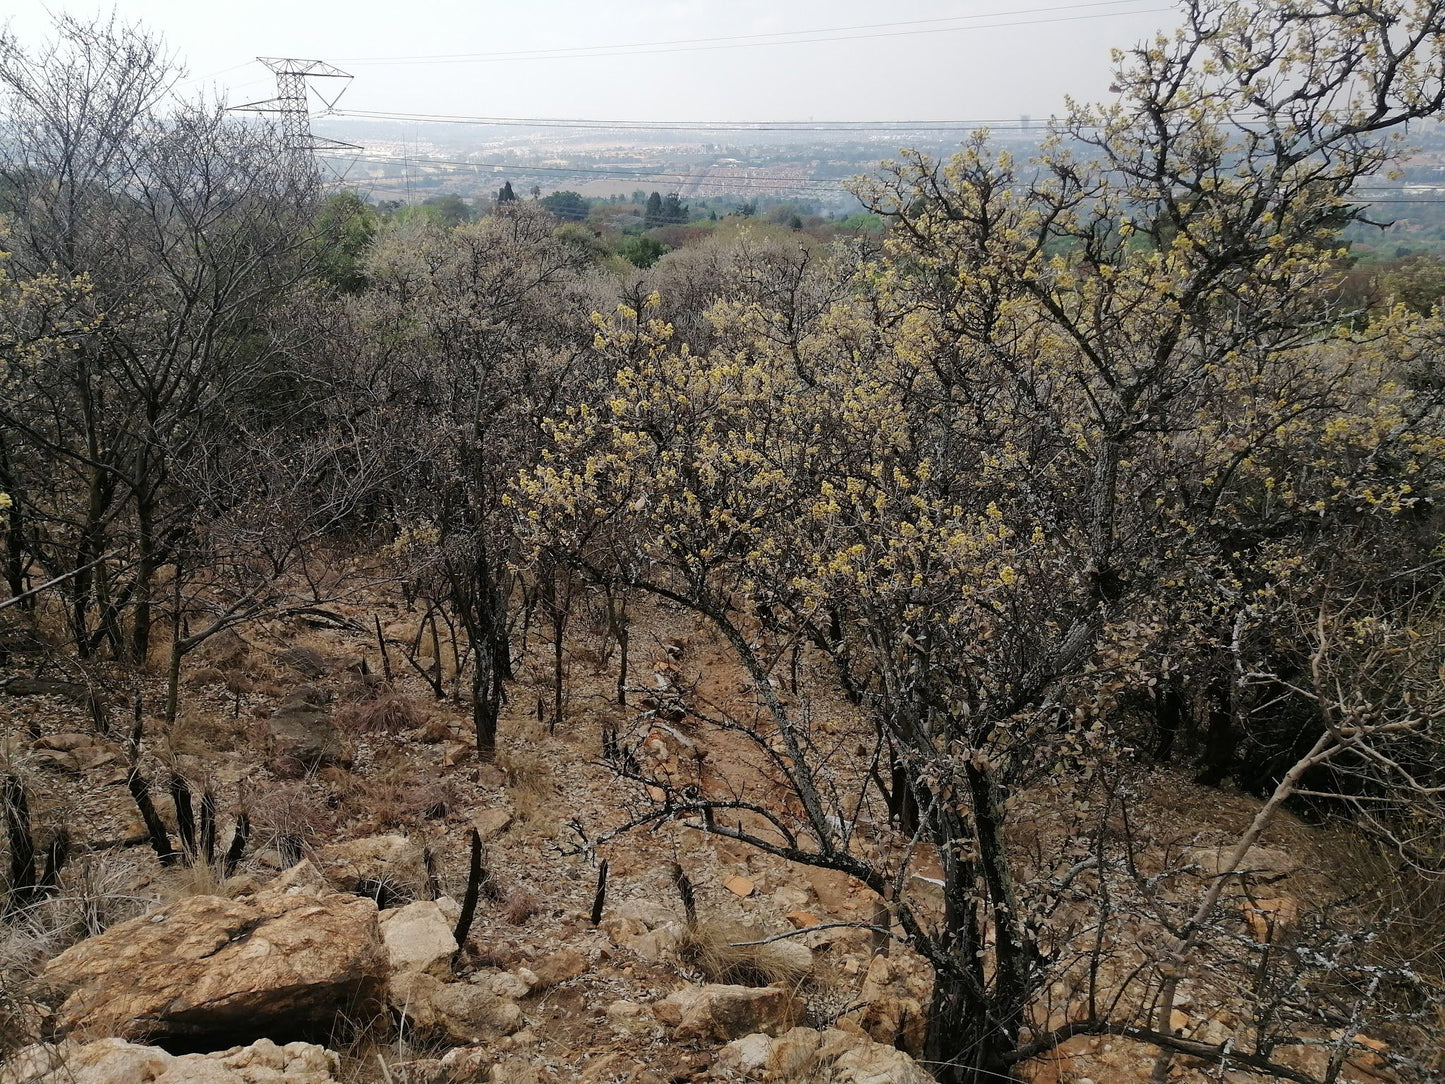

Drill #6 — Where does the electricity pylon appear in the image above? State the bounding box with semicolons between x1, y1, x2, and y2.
231;58;358;155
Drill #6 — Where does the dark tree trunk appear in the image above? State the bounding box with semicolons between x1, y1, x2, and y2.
0;437;31;605
1196;674;1236;786
130;488;158;665
925;969;1011;1084
472;636;506;760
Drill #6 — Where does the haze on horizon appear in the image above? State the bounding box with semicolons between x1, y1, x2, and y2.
3;1;1180;126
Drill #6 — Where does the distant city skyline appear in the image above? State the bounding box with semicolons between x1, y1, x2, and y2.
4;1;1180;125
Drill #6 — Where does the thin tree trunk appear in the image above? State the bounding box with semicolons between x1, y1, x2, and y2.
473;645;499;760
164;568;184;727
131;490;157;665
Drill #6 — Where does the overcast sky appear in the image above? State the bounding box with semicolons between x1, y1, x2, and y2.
4;1;1182;123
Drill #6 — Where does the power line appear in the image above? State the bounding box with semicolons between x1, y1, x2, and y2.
328;109;1070;133
335;0;1150;62
334;2;1171;66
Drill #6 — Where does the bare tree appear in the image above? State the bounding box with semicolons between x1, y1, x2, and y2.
0;13;323;662
525;3;1445;1080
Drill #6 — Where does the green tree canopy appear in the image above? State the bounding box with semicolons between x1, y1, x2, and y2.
540;190;589;221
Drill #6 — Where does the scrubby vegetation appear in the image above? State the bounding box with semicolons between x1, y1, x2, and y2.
2;4;1445;1084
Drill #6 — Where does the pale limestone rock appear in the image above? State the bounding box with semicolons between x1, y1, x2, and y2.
842;953;927;1054
471;806;514;840
719;1032;774;1074
389;971;524;1044
266;859;328;896
379;900;457;978
314;834;430;903
434;895;462;927
652;983;803;1042
1;1038;342;1084
41;887;385;1045
529;945;587;989
629;921;683;962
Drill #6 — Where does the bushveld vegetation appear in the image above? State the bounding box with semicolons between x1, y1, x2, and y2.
3;3;1445;1083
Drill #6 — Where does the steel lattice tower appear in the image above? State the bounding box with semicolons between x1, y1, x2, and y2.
232;59;357;155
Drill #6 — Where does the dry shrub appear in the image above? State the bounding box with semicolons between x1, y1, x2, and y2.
348;777;407;833
679;919;813;989
251;781;332;860
497;743;548;796
335;693;425;736
502;887;540;926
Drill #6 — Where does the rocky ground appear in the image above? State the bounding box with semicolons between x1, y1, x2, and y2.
0;587;1422;1084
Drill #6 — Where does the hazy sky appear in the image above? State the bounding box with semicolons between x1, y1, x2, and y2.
4;1;1182;123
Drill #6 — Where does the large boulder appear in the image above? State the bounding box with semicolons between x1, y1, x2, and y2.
41;881;386;1046
720;1027;934;1084
652;983;803;1042
2;1037;342;1084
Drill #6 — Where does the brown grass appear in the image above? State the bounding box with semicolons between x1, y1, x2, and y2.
502;887;541;925
678;919;814;989
250;781;333;855
334;693;425;736
497;736;558;834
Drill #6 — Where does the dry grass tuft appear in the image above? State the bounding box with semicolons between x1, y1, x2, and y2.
497;743;548;796
335;693;426;736
0;851;150;1063
497;738;557;833
251;781;332;860
348;777;408;833
679;919;814;989
1324;830;1445;982
501;887;540;926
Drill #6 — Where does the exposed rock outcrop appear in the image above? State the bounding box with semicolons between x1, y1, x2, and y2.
841;954;927;1055
2;1037;342;1084
41;879;387;1046
720;1026;935;1084
388;971;524;1044
652;982;803;1042
314;834;431;905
